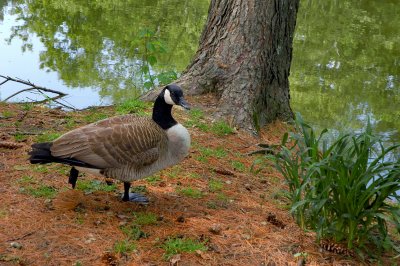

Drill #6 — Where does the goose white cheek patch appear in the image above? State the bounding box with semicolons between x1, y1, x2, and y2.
164;89;175;105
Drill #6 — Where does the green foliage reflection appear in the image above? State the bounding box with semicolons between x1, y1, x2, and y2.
291;0;400;142
7;0;208;102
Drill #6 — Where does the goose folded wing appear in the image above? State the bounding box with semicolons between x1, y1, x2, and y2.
51;118;165;169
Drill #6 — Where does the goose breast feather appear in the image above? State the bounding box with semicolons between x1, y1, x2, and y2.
51;115;167;169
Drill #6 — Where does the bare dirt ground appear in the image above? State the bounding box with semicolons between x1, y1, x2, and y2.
0;97;392;265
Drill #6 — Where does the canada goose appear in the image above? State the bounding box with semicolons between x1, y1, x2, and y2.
29;84;191;203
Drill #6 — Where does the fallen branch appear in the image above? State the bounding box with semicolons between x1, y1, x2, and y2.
0;75;67;103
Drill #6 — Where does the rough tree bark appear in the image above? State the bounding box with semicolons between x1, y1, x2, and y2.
142;0;300;132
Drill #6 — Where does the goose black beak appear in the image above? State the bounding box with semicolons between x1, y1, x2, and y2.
179;98;191;110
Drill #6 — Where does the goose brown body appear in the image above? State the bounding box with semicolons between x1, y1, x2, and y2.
51;115;188;182
29;84;191;202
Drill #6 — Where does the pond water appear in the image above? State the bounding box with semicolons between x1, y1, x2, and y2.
0;0;399;144
0;0;209;108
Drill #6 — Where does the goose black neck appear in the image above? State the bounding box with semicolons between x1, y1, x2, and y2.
152;96;177;130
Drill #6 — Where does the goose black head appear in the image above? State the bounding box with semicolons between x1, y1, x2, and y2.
163;84;191;110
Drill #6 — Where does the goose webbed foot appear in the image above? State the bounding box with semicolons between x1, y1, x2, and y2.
69;167;79;189
122;182;149;204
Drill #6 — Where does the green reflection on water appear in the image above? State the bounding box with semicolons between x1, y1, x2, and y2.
6;0;208;102
290;0;400;142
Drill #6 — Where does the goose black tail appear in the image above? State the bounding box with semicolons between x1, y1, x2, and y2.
29;142;98;168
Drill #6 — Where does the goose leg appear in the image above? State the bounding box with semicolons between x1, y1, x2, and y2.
122;182;149;203
69;167;79;189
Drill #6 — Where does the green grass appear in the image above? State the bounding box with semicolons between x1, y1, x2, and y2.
83;111;109;123
270;113;400;256
131;185;147;193
76;180;117;193
35;132;61;143
133;212;158;225
184;110;234;136
184;108;208;131
13;133;27;142
22;185;57;199
145;174;162;184
207;192;230;209
231;160;246;172
0;208;8;219
187;173;201;179
210;121;234;136
116;98;151;115
1;110;14;118
120;224;148;240
65;117;77;129
162;237;207;260
56;165;71;175
177;187;204;199
196;147;228;163
113;239;136;255
21;102;34;111
199;147;227;158
165;166;181;179
18;175;35;184
75;214;85;225
33;165;49;173
208;179;224;192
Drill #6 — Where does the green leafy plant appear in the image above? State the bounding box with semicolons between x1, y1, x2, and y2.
270;113;400;256
138;28;178;90
162;237;207;260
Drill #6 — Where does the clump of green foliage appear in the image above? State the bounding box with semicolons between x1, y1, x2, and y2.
269;114;400;257
162;237;207;260
138;28;178;90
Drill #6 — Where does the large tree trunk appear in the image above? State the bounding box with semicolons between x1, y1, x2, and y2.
143;0;299;132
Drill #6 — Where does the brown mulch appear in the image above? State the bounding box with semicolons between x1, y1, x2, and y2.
0;99;380;265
